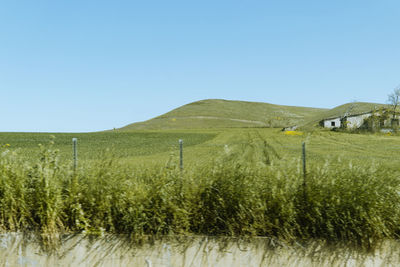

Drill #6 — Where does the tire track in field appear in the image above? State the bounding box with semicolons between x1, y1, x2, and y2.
312;134;369;152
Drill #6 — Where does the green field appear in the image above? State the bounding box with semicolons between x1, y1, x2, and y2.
1;127;400;251
2;99;400;251
0;131;217;162
2;128;399;168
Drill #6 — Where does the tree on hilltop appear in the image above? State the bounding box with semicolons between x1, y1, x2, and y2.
387;86;400;129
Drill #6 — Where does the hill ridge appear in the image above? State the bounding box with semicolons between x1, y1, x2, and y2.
119;99;388;131
119;99;327;131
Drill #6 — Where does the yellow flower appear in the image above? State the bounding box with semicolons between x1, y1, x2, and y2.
284;131;303;136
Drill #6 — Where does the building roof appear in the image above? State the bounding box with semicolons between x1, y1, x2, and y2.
321;108;400;122
322;111;373;121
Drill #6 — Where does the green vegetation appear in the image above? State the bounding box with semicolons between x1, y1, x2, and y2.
1;100;400;251
1;128;400;251
3;128;400;167
0;131;216;162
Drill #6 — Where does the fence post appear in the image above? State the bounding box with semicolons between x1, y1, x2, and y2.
179;139;183;170
72;138;78;171
302;142;307;200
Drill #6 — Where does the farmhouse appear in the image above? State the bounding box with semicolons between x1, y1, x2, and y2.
320;110;400;130
321;116;343;129
321;112;373;129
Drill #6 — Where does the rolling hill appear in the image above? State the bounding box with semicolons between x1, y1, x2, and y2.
118;99;389;131
119;99;327;130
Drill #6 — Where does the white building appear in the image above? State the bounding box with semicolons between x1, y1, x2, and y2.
344;112;373;129
321;110;399;130
320;112;373;129
322;117;342;129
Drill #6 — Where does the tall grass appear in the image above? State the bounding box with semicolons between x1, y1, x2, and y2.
0;138;400;251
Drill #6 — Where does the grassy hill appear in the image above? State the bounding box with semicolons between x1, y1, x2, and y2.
119;99;327;130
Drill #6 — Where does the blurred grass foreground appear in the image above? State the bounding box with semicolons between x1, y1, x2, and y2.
1;132;400;253
2;128;400;266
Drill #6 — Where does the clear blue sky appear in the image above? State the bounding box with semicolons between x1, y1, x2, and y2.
1;1;399;132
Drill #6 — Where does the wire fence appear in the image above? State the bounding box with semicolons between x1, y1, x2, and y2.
66;137;400;172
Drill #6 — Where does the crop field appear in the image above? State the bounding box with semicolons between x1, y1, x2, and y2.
0;131;217;162
1;128;400;254
1;128;400;167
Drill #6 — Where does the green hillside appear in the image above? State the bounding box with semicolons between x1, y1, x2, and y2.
119;99;327;130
